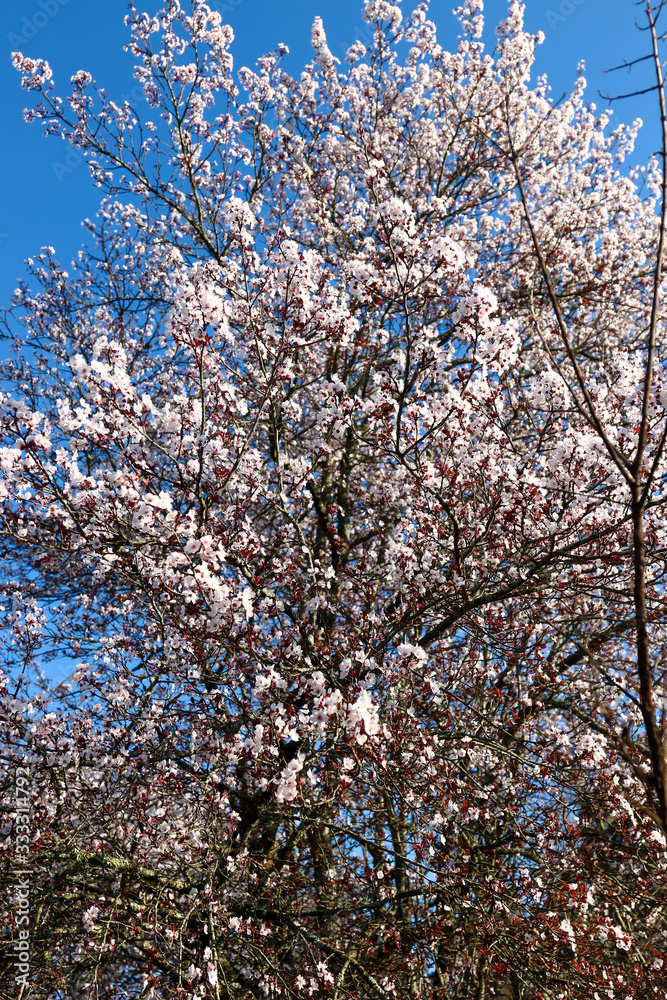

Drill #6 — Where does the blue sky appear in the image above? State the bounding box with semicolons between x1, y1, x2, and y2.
0;0;659;310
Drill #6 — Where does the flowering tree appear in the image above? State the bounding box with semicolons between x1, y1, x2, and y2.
2;0;667;996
